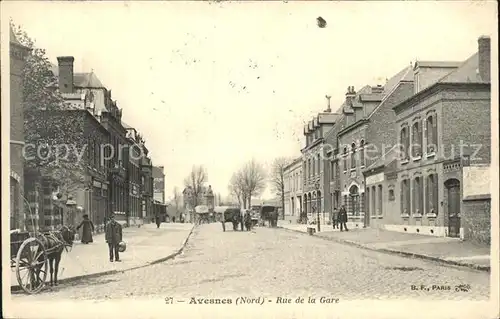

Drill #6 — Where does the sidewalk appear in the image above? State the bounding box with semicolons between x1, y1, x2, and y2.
11;222;194;291
278;221;490;271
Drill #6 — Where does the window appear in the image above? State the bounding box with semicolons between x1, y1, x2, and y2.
317;154;321;175
400;127;410;160
388;189;395;201
351;143;356;168
343;147;348;171
312;158;315;177
378;185;383;215
412;121;422;158
372;186;376;215
360;140;365;167
366;188;370;216
426;115;438;154
412;177;423;215
426;174;439;215
401;179;410;215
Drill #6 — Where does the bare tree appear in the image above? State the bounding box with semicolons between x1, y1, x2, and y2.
241;159;267;208
173;186;181;211
270;157;292;219
183;165;207;208
228;171;244;206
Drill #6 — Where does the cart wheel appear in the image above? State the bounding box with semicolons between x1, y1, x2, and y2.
16;237;48;294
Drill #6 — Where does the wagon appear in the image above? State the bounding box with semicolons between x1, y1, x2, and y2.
10;229;49;294
213;206;242;231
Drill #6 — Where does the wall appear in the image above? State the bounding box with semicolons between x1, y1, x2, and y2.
463;166;491;198
10;40;29;230
365;82;414;168
462;197;490;244
441;88;491;164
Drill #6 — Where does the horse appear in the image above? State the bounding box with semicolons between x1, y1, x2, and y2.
36;225;76;286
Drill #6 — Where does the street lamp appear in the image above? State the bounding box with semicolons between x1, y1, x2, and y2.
314;182;320;232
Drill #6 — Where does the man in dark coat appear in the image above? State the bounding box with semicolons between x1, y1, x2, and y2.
331;208;339;230
105;213;123;262
155;214;161;228
339;205;348;232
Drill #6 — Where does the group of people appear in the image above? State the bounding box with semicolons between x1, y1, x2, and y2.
331;205;349;231
75;212;123;262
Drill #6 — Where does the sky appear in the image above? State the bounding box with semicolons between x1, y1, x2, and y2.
2;1;497;200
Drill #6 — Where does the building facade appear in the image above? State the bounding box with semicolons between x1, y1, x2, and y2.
24;110;110;231
100;99;128;227
126;127;144;226
10;28;31;231
302;103;339;224
324;66;415;228
141;153;154;223
152;166;166;203
364;36;491;242
283;156;303;221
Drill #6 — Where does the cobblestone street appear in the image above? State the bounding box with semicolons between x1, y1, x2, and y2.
11;223;489;302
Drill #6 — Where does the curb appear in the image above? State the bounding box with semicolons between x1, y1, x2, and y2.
11;224;197;294
278;226;491;273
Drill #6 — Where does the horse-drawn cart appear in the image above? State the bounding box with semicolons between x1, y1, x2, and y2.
10;230;49;294
10;226;74;294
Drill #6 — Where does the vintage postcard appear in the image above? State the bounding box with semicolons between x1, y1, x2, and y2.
1;1;498;318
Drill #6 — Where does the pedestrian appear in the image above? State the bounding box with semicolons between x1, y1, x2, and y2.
105;213;123;262
332;208;339;230
76;214;94;244
244;210;252;231
155;214;161;228
339;205;349;232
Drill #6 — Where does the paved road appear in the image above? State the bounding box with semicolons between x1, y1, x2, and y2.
12;223;489;301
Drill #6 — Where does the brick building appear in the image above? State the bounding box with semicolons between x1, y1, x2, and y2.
364;36;491;243
302;99;339;224
125;126;144;226
141;151;154;223
9;27;31;231
283;156;303;221
323;66;414;228
24;110;110;231
100;97;128;227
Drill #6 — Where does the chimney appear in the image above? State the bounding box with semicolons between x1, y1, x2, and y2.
345;86;356;105
371;84;384;94
324;95;332;112
57;56;74;93
478;36;490;82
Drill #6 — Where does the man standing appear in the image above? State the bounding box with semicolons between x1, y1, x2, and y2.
105;213;123;262
155;214;161;228
332;208;339;230
339;205;348;232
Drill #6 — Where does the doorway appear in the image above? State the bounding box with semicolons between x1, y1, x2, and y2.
445;178;461;238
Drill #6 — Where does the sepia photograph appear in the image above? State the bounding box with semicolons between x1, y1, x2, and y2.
1;1;498;318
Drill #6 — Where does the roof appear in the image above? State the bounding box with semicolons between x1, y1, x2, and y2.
10;27;24;47
364;144;400;173
152;166;164;178
121;121;133;129
414;61;462;69
50;63;106;88
438;52;487;83
367;65;414;119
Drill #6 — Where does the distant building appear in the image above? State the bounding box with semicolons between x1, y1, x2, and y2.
283;156;303;220
152;166;166;203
